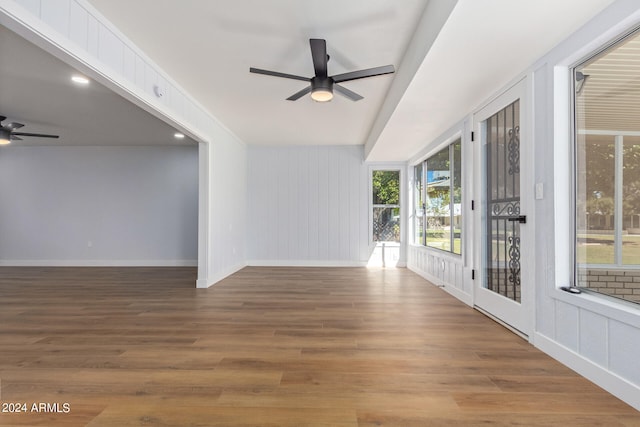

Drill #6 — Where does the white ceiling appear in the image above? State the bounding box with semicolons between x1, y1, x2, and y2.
369;0;618;160
1;0;619;157
0;24;195;147
87;0;429;149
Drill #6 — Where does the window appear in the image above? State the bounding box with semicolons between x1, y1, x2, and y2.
414;162;424;244
574;29;640;304
413;139;462;254
372;170;400;242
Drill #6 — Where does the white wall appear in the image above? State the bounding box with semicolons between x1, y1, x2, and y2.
0;145;198;265
247;145;369;266
406;0;640;411
531;0;640;410
1;0;248;286
200;129;247;286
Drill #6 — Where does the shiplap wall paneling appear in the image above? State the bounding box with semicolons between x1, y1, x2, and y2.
69;1;87;49
579;309;608;367
609;320;640;386
87;11;99;57
555;301;580;353
307;147;320;260
40;0;69;37
247;145;367;265
318;147;330;260
14;0;39;16
98;24;123;74
408;246;468;305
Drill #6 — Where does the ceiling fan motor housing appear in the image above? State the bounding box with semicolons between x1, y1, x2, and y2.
311;77;334;101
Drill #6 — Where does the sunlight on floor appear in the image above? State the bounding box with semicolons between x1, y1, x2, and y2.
367;242;400;267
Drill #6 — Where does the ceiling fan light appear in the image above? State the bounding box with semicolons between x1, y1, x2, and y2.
311;89;333;102
310;77;333;102
0;129;11;145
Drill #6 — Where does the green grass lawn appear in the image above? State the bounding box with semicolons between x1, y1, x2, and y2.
424;236;462;254
417;231;639;265
577;233;640;264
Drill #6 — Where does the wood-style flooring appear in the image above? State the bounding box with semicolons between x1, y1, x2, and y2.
0;266;638;426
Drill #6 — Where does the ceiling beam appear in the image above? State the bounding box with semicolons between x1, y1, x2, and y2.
363;0;458;161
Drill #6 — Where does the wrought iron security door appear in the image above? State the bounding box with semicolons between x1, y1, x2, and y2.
485;100;523;303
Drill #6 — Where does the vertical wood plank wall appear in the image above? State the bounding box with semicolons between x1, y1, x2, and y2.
247;145;370;266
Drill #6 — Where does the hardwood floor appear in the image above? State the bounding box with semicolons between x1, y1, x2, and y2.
0;266;638;426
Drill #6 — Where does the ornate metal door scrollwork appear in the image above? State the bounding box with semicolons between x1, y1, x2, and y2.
485;100;522;302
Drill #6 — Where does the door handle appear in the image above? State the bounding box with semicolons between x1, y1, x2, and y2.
507;215;527;224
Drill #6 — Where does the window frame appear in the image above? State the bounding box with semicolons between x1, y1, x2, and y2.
368;165;405;247
412;138;462;255
570;27;640;306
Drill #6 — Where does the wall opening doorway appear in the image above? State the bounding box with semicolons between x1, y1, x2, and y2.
369;169;401;267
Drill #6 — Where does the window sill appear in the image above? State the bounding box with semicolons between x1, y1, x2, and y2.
409;244;462;259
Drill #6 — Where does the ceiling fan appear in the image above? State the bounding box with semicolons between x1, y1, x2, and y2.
250;38;395;102
0;115;59;145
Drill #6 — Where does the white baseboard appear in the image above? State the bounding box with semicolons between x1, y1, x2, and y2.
442;282;473;306
408;264;473;306
197;262;247;288
247;260;367;267
535;332;640;411
0;259;198;267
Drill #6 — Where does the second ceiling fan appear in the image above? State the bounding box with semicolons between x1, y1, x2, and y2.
250;38;395;102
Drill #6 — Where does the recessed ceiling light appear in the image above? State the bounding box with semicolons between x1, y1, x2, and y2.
174;133;185;139
71;75;90;85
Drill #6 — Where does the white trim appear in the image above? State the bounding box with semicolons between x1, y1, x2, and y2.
197;141;210;289
367;163;407;265
197;262;247;288
552;288;640;329
409;243;463;262
0;0;252;289
408;264;473;307
614;135;624;265
472;78;534;338
364;0;458;160
535;332;640;412
0;1;208;146
0;259;197;267
580;129;640;136
554;65;574;291
409;120;464;166
247;260;367;268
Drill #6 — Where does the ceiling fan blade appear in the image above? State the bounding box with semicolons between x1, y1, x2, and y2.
0;115;6;123
334;84;363;101
7;122;24;130
332;65;395;83
310;39;328;78
286;86;312;101
10;135;22;141
250;67;309;82
13;132;59;139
